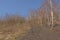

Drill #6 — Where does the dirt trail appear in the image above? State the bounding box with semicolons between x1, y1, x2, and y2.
20;26;60;40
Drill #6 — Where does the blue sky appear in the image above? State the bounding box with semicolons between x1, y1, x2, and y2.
0;0;44;18
0;0;60;18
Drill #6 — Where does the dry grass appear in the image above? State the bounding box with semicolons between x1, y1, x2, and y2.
0;15;31;40
0;11;60;40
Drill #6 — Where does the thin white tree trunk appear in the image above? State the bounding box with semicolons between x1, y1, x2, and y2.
50;0;54;30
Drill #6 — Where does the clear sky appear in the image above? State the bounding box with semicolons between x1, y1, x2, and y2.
0;0;44;18
0;0;60;18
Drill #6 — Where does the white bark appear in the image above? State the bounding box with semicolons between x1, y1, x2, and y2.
50;0;54;29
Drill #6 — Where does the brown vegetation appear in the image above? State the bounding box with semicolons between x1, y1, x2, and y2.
0;0;60;40
0;15;31;40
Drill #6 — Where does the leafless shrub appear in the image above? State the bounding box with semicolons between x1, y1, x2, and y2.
28;0;60;27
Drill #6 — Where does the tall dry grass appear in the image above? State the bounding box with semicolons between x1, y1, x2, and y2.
0;14;31;40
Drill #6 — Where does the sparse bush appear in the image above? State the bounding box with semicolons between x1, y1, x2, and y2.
28;0;60;27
